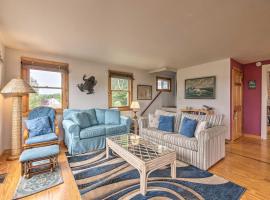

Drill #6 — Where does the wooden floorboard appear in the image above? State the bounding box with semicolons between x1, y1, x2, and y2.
0;137;269;200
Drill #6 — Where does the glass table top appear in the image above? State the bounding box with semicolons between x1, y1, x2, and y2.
107;134;174;162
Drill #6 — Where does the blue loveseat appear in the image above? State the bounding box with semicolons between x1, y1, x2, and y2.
63;108;131;155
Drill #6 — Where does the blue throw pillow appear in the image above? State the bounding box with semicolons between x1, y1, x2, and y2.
105;110;120;125
179;117;198;138
71;112;91;129
158;115;174;132
25;116;53;138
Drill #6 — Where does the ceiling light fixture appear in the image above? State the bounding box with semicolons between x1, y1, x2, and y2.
256;62;262;67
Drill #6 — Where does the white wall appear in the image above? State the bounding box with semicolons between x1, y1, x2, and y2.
177;58;231;139
2;48;174;150
0;40;5;155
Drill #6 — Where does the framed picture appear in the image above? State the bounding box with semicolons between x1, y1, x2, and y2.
248;80;256;89
185;76;216;99
137;85;152;100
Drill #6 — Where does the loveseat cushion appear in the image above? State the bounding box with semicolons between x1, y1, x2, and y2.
105;124;127;136
25;133;58;145
95;109;106;124
80;125;106;139
105;110;120;125
164;134;198;151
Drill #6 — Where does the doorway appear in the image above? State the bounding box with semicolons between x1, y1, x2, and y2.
261;64;270;139
231;67;243;140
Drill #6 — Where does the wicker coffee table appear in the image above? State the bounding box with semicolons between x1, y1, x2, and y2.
106;134;176;195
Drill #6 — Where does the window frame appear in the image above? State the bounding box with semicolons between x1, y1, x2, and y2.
108;70;133;111
21;57;69;115
156;76;172;92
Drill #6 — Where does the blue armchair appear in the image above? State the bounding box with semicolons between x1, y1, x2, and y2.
63;108;131;155
23;107;60;149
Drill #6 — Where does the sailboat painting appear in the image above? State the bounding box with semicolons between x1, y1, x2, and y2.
185;76;216;99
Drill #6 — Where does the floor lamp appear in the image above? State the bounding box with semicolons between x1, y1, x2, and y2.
1;78;35;160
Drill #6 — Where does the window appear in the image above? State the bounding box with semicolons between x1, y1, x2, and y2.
156;76;171;92
21;57;69;114
108;70;133;110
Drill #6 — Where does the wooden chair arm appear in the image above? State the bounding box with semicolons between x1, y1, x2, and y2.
55;119;60;136
23;128;29;142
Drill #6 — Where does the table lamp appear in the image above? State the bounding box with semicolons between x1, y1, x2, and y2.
130;101;140;120
1;78;35;160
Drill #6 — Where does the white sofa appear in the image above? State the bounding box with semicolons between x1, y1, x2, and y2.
138;111;226;170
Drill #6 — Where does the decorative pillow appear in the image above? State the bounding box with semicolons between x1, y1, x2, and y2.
148;114;159;128
105;110;120;125
71;112;91;129
95;109;106;124
25;116;53;138
194;121;208;138
85;109;98;126
158;115;175;132
179;117;198;138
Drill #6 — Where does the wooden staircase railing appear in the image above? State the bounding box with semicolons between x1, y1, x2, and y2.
140;91;162;116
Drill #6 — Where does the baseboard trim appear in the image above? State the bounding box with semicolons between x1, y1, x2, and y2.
243;134;261;139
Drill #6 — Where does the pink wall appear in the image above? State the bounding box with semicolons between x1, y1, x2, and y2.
242;60;270;136
242;63;261;135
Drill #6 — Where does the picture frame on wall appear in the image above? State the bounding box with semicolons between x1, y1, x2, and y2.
248;80;256;89
137;85;152;100
185;76;216;99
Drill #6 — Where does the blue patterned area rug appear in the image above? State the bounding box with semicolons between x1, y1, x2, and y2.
66;150;246;200
13;165;63;199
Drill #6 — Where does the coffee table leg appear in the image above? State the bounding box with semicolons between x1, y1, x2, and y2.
171;160;176;178
140;168;147;196
106;140;109;159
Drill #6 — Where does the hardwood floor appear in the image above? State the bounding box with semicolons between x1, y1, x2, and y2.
0;137;270;200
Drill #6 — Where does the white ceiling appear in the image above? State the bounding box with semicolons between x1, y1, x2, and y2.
0;0;270;70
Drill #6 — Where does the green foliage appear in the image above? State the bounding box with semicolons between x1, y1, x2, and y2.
112;91;128;107
111;78;129;107
29;93;61;109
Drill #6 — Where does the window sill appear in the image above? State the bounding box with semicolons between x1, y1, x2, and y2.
109;107;132;111
22;108;63;117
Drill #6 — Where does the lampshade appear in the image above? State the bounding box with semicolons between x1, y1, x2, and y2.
130;101;140;110
1;78;36;96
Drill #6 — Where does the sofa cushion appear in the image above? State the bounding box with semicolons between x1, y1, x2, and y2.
25;116;53;137
158;115;174;132
148;113;159;128
105;110;120;125
63;109;82;120
85;109;98;126
141;127;170;142
105;124;127;136
80;125;106;139
180;117;198;138
20;145;59;162
71;112;91;129
25;133;58;145
180;113;224;129
95;109;106;124
164;134;198;151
